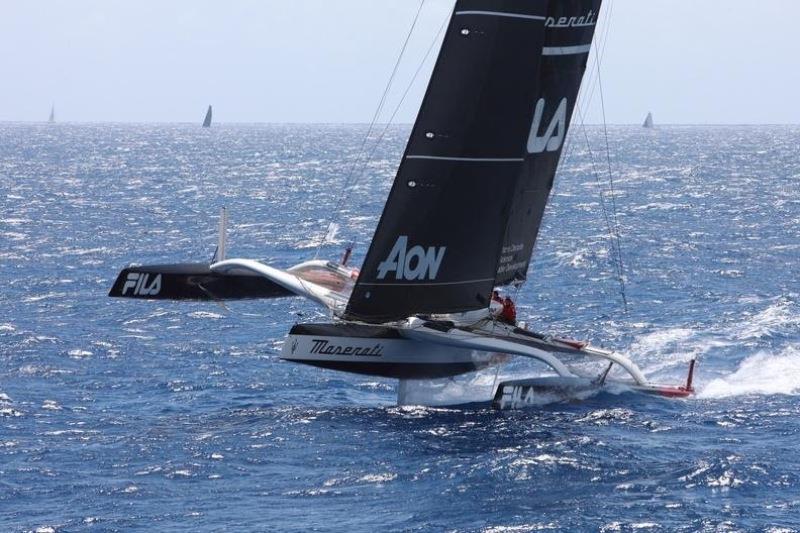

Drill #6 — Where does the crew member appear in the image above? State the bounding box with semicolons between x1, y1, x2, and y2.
490;290;504;317
500;296;517;325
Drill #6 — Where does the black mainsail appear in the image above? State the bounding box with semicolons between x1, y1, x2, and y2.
345;0;602;323
203;105;213;127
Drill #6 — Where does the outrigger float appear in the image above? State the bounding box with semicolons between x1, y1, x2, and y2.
110;0;695;409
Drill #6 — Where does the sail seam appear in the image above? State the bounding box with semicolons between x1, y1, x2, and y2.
542;44;592;56
454;11;546;22
358;278;495;287
406;155;524;162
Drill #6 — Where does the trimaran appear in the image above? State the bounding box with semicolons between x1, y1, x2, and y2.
109;0;695;409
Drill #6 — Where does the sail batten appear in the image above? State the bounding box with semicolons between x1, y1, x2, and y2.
345;0;602;323
405;155;525;162
454;10;547;21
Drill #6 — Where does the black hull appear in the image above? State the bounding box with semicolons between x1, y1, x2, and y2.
295;360;480;380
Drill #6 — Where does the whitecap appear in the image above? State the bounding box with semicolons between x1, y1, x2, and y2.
188;311;225;320
699;348;800;399
484;525;559;533
357;473;397;484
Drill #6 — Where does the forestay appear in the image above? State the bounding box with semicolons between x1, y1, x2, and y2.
345;0;602;323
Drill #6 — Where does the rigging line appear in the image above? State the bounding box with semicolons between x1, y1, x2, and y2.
569;0;627;311
314;0;427;259
324;5;448;240
558;0;615;174
576;106;619;268
574;0;615;119
575;104;627;311
596;60;628;313
590;0;628;312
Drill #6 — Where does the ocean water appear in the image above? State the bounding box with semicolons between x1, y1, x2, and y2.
1;122;800;532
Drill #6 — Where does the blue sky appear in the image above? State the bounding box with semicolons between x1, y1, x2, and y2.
1;0;798;124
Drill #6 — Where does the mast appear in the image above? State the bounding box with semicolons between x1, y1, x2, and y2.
345;0;603;323
203;105;213;127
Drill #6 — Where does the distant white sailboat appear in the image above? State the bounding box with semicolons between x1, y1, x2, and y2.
48;105;55;123
202;105;212;128
643;111;654;128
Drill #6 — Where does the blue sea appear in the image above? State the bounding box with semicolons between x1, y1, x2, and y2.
1;122;799;532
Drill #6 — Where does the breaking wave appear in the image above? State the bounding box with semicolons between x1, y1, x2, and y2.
699;348;800;399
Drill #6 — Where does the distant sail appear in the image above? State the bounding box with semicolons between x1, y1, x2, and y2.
202;105;213;127
643;112;653;128
48;105;55;123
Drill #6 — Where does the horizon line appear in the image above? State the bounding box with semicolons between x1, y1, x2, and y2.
1;120;799;127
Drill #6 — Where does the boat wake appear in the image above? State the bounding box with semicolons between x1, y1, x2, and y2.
623;297;800;398
397;371;500;407
698;347;800;399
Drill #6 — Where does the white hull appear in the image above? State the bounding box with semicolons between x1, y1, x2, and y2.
281;323;501;379
281;317;696;407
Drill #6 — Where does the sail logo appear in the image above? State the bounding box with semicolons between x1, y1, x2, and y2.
496;385;537;410
122;272;162;297
377;236;446;281
545;10;597;28
309;339;383;357
527;98;568;154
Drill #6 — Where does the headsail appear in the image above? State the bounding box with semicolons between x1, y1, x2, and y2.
643;112;654;128
494;0;602;286
345;0;603;323
203;105;213;127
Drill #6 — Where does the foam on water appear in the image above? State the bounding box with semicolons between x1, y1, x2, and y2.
397;369;501;406
699;348;800;399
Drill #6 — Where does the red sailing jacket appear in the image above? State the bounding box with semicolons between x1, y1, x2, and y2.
501;299;517;324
